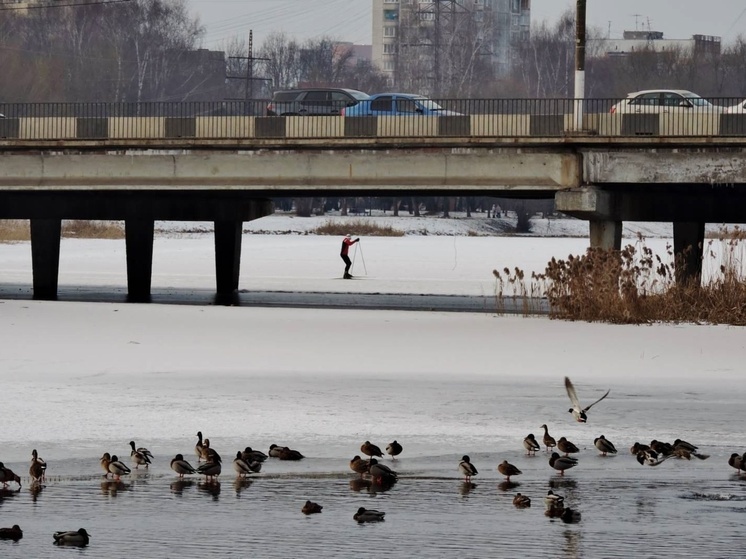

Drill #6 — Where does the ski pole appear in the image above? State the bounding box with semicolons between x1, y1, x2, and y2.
358;241;368;275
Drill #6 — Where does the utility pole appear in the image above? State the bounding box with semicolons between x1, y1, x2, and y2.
573;0;586;131
227;30;271;105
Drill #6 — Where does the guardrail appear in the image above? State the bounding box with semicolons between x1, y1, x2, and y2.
0;98;745;140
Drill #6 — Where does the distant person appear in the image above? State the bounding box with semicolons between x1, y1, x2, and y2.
340;234;360;279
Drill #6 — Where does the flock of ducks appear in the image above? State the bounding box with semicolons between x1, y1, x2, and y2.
1;376;743;544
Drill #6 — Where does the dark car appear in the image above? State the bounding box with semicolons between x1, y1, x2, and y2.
266;88;369;116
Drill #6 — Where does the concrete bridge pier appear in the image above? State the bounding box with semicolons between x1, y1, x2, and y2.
214;220;243;299
30;218;62;300
673;221;705;286
589;220;622;250
125;219;155;302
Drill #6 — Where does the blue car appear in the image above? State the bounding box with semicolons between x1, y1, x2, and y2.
341;93;461;116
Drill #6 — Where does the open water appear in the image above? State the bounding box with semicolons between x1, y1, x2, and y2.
0;365;745;558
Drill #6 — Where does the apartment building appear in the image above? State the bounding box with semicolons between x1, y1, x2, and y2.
372;0;530;90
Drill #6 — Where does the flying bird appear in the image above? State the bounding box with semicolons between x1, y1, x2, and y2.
564;376;610;423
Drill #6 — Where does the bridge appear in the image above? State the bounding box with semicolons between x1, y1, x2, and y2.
2;99;746;301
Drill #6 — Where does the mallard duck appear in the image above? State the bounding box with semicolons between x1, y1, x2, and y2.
108;455;131;480
650;440;674;456
30;449;47;484
564;376;610;423
202;439;221;463
368;458;398;483
268;444;284;458
0;463;21;488
594;435;617;456
549;452;578;475
170;454;197;478
561;507;582;523
540;424;556;452
513;493;531;507
100;453;112;478
361;441;383;459
728;452;744;473
350;455;369;476
195;431;206;462
459;455;478;482
241;447;267;463
129;441;152;469
232;452;261;477
278;447;304;461
636;449;670;467
544;490;565;510
353;507;385;523
0;525;23;541
53;528;90;546
497;460;522;481
673;447;709;460
386;440;403;460
523;434;541;456
557;437;579;456
630;442;650;455
673;439;698;453
197;459;222;481
302;500;323;515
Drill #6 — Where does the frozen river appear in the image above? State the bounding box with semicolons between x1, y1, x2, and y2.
0;299;744;557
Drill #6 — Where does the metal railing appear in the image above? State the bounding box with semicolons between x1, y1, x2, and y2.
0;98;744;140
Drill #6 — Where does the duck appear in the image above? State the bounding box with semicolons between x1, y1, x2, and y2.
549;452;578;476
636;449;670;467
241;447;268;463
202;439;221;463
523;434;541;456
594;435;618;456
672;447;710;460
197;458;222;481
540;424;557;452
100;453;112;478
513;493;531;507
650;440;674;456
561;507;582;523
728;452;744;474
129;440;152;469
360;441;384;459
630;442;651;455
0;525;23;541
195;431;206;462
170;454;197;478
386;440;403;460
0;463;21;488
353;507;385;523
302;500;323;515
458;455;478;482
30;449;47;484
544;490;565;510
368;458;398;483
350;455;370;476
497;460;522;481
673;439;698;453
268;444;285;458
53;528;90;546
107;455;131;480
557;437;579;456
233;451;261;477
564;376;610;423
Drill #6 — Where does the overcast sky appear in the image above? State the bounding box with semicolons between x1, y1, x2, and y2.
189;0;746;50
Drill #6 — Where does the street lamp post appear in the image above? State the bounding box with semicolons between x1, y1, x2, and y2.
573;0;586;131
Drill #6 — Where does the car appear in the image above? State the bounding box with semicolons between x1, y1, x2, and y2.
609;89;722;114
725;99;746;114
341;93;462;117
265;88;369;116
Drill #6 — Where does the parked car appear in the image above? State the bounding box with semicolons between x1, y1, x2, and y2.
341;93;462;116
725;99;746;114
609;89;722;114
266;88;369;116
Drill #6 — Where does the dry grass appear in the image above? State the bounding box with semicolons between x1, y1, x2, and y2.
312;219;405;237
495;235;746;325
0;220;124;242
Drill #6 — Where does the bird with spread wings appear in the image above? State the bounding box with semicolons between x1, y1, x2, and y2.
565;376;610;423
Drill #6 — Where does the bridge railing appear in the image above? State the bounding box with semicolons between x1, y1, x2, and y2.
0;98;745;140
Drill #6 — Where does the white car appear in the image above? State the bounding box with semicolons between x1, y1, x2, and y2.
725;99;746;114
610;89;722;114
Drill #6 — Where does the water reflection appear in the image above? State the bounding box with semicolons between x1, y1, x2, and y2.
549;477;578;491
459;481;477;495
498;480;519;492
562;529;581;559
349;478;372;493
170;479;194;496
29;483;44;503
369;478;396;495
198;481;221;500
233;478;253;497
101;480;129;497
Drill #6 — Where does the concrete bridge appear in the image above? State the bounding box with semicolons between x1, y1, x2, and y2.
2;110;746;301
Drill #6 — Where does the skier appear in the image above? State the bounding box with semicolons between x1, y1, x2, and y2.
340;234;360;279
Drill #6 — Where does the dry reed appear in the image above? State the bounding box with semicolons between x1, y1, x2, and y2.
312;219;405;237
0;220;124;242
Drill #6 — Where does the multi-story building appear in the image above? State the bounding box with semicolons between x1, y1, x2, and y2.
372;0;530;92
591;31;721;59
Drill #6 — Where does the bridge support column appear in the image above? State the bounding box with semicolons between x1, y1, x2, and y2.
30;218;61;300
589;220;622;250
125;219;154;302
673;221;704;286
214;220;242;298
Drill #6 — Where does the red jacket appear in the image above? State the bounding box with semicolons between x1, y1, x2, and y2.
340;236;357;256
